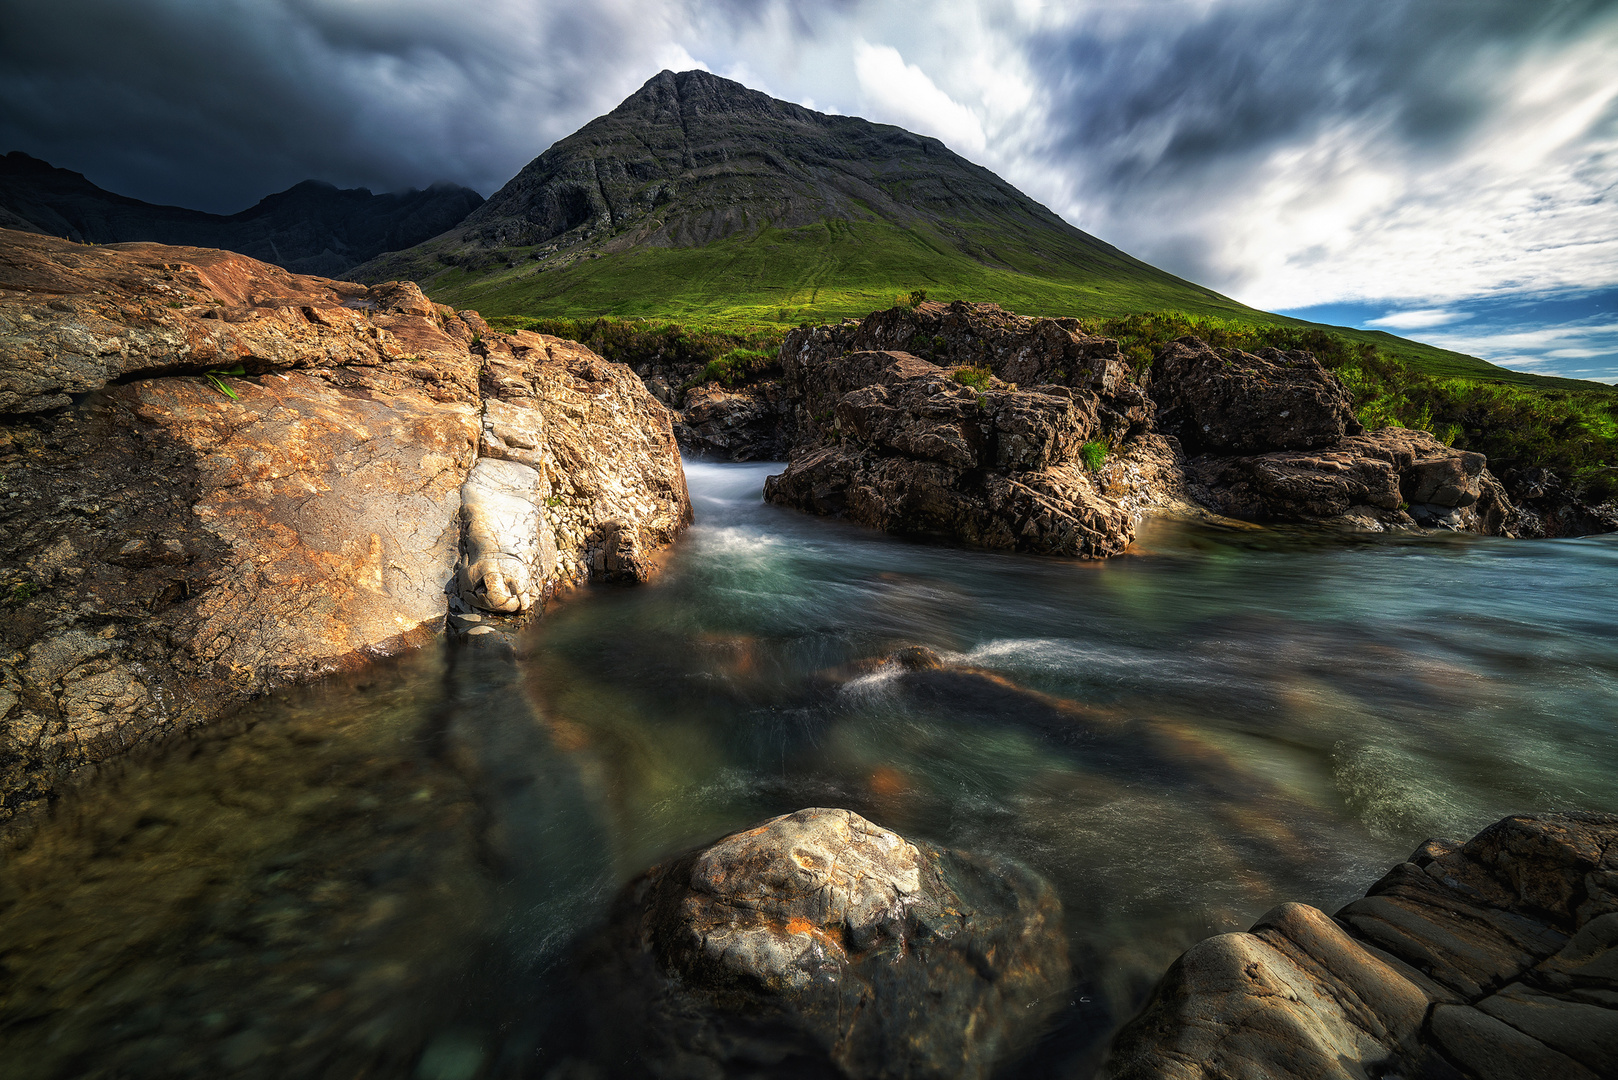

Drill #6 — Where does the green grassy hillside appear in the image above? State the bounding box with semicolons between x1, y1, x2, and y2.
432;215;1599;394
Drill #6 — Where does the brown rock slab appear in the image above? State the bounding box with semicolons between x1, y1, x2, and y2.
1105;813;1618;1080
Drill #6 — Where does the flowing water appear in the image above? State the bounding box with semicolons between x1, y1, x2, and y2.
2;460;1616;1079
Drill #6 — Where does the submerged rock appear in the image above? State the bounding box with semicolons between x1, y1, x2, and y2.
1105;812;1618;1080
575;807;1068;1079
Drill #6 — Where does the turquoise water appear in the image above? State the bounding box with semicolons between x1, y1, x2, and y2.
2;459;1615;1078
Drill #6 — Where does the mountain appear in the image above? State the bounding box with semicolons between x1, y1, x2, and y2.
0;152;484;277
356;68;1259;326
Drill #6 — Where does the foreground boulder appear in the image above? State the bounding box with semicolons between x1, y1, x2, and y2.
572;807;1068;1079
0;228;688;823
1105;812;1618;1080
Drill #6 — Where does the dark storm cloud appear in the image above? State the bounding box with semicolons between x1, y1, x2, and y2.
0;0;675;211
1018;0;1618;289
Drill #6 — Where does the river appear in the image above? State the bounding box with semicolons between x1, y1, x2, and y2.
2;459;1615;1079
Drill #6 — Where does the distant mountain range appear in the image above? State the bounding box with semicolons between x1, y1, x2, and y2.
0;152;483;277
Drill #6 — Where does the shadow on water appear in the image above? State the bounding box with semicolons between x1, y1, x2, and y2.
2;459;1617;1078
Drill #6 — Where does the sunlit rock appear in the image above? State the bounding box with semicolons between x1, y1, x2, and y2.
576;807;1069;1079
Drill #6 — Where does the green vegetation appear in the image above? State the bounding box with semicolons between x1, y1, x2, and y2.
696;347;778;389
410;217;1598;394
8;581;38;606
1082;312;1618;502
491;314;786;387
897;288;928;309
951;366;992;391
204;365;245;400
1080;440;1109;472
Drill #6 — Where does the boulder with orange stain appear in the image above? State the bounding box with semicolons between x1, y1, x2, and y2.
576;807;1068;1079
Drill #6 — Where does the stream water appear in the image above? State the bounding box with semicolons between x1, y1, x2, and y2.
2;460;1616;1079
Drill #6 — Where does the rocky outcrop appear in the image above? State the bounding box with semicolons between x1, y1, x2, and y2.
573;807;1068;1079
1150;338;1361;453
675;380;792;460
763;302;1545;550
1105;812;1618;1080
1188;426;1522;534
0;228;689;824
764;304;1183;557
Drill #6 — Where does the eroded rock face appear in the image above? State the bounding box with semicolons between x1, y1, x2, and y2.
0;228;689;823
677;381;792;460
1105;812;1618;1080
765;312;1188;557
576;807;1068;1079
1151;338;1361;453
1188;427;1523;534
473;329;692;589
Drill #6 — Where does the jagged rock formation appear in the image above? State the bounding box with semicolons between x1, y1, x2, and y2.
1105;812;1618;1080
0;151;484;277
571;807;1068;1079
0;227;688;824
760;302;1539;552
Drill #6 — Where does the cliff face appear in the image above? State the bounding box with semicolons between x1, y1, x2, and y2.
0;152;484;277
0;227;688;824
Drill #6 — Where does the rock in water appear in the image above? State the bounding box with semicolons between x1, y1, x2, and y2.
575;807;1069;1079
1105;812;1618;1080
764;305;1190;558
0;227;689;824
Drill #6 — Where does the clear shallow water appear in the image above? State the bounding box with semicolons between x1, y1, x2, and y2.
2;459;1616;1079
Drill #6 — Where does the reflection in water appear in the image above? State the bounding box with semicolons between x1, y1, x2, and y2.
2;459;1615;1078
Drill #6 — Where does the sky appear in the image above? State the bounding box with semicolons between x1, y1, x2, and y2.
3;0;1616;381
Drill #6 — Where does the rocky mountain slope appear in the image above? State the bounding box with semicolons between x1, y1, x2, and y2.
0;152;484;277
356;70;1575;392
0;227;688;826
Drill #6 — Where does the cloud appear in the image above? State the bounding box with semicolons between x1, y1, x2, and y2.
2;0;1616;327
852;41;987;154
1366;309;1472;330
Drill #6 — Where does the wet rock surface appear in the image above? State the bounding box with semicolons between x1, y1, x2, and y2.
0;228;689;822
573;807;1069;1079
1105;812;1618;1080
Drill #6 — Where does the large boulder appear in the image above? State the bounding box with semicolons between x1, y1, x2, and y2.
1149;338;1361;454
1105;812;1618;1080
0;228;689;824
574;808;1069;1079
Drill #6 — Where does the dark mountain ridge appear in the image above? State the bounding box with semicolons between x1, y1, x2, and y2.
358;69;1233;313
0;151;484;277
